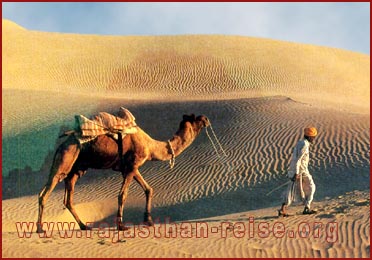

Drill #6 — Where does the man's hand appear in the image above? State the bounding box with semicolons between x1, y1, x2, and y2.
291;174;300;182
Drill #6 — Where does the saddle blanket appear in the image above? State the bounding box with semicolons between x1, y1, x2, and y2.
75;107;138;138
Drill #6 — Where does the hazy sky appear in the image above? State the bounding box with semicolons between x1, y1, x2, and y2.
2;2;370;54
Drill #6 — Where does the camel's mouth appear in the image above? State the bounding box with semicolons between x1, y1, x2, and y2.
204;117;211;127
196;115;210;128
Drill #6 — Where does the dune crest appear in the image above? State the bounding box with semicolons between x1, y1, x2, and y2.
2;19;26;31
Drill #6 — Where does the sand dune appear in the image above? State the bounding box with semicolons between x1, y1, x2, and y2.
2;19;370;258
2;98;370;258
2;19;369;113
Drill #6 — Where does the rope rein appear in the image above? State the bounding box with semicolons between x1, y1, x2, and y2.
167;140;176;169
208;124;228;157
205;122;228;158
205;127;221;157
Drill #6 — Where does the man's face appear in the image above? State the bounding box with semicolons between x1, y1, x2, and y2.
308;136;316;144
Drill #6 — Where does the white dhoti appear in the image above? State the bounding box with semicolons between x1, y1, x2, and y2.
283;173;316;208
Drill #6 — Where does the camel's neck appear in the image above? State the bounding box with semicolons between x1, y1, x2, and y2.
148;128;199;162
169;134;194;157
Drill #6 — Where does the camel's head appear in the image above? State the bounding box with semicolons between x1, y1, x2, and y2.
178;114;210;139
182;114;210;129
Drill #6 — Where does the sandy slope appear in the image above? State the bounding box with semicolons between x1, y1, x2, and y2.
2;19;370;258
2;19;369;113
2;191;370;258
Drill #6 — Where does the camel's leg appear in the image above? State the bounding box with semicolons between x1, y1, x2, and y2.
36;176;60;233
117;172;134;231
63;172;90;230
37;142;80;233
134;172;154;226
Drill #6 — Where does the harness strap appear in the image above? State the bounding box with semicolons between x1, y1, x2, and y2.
118;132;124;170
167;140;175;169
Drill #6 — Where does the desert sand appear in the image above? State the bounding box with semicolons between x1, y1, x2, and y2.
2;19;370;258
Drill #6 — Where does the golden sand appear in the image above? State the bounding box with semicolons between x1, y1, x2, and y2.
2;19;369;112
2;19;370;258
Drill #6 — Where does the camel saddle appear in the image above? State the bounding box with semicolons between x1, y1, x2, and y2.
61;107;138;145
75;107;137;137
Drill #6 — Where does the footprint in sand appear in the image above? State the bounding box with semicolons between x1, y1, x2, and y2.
97;239;111;246
335;205;349;213
311;242;333;251
352;199;369;207
317;213;337;219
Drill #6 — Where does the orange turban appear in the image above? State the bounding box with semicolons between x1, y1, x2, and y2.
304;127;317;137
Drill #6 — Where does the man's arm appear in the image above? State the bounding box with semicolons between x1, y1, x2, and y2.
291;142;307;181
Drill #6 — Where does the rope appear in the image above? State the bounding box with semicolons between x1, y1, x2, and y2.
205;121;228;158
209;124;228;157
167;140;175;169
265;180;292;196
206;127;221;158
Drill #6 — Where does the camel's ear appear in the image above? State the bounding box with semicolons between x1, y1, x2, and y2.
183;114;196;122
183;115;189;121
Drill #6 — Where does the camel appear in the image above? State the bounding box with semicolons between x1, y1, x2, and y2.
37;113;209;233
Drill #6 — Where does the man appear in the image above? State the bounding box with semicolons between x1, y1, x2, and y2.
278;127;318;216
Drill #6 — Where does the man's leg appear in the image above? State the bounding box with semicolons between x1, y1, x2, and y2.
303;174;316;214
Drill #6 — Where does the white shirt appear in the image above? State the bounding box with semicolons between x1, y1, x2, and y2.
287;139;311;178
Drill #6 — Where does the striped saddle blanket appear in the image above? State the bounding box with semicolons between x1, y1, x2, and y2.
75;107;138;139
